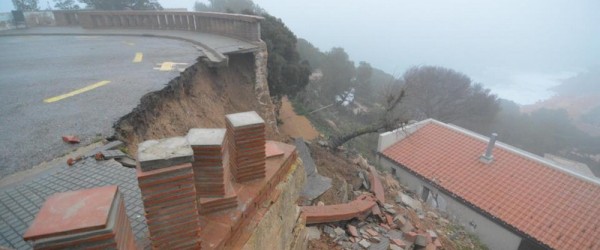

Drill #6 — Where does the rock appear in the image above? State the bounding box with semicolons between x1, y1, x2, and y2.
359;171;370;189
403;231;418;243
383;203;395;210
427;211;439;219
317;201;325;206
388;230;403;240
324;225;335;237
390;238;407;248
427;230;438;241
341;179;349;203
439;218;450;225
400;220;414;233
318;140;328;147
394;215;407;226
367;228;379;237
347;224;359;237
368;237;389;250
334;227;346;236
415;234;430;247
370;237;380;243
389;245;403;250
359;239;371;249
384;207;397;215
306;226;321;240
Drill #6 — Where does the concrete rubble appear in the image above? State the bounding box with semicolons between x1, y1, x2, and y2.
296;138;333;202
302;164;483;250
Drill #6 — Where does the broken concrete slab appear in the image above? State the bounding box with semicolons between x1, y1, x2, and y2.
398;192;422;212
358;239;371;249
359;171;370;190
296;138;332;201
137;137;193;172
114;156;136;168
306;226;321;240
99;150;128;159
84;140;124;158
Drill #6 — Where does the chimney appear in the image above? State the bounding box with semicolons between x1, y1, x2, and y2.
480;133;498;164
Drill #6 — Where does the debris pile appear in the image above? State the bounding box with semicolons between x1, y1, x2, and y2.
303;155;486;250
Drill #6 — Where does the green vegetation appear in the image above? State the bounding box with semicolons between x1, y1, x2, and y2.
54;0;80;10
194;0;310;98
12;0;39;11
78;0;162;10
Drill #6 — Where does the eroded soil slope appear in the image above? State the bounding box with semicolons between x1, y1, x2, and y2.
114;53;279;154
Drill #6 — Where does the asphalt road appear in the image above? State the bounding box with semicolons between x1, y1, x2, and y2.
0;35;202;178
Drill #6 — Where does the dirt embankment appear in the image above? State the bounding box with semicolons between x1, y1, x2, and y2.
114;53;280;154
278;96;320;141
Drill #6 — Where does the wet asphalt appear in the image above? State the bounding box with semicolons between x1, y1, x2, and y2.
0;35;201;178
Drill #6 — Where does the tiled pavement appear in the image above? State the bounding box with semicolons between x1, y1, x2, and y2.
0;159;147;249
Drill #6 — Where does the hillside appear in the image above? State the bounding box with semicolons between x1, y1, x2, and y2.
114;53;281;154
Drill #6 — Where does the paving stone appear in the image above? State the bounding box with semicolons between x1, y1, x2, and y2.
0;159;147;249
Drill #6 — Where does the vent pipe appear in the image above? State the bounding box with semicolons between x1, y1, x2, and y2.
480;133;498;164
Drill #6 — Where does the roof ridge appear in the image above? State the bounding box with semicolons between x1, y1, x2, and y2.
421;119;600;186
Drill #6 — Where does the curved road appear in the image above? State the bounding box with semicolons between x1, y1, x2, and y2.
0;35;201;178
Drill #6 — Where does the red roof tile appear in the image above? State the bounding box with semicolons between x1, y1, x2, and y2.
381;121;600;250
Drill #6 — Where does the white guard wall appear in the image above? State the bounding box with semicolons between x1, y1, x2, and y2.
379;157;522;250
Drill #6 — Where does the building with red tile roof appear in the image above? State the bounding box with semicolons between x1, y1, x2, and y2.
377;119;600;250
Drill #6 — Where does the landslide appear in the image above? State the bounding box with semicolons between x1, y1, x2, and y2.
114;53;279;154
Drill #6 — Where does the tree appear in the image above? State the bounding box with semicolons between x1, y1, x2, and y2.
80;0;162;10
194;0;310;98
12;0;39;11
320;47;356;102
296;38;324;68
330;85;407;149
54;0;80;10
194;0;261;13
355;61;373;100
401;66;499;132
260;13;311;97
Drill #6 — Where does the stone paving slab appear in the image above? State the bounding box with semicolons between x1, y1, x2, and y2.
0;159;147;249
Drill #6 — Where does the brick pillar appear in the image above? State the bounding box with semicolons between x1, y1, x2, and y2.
225;111;266;182
23;186;136;250
136;137;201;250
186;128;226;197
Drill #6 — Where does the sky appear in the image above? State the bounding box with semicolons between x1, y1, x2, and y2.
2;0;599;104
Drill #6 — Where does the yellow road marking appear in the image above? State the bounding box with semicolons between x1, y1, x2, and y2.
44;81;111;103
133;52;143;63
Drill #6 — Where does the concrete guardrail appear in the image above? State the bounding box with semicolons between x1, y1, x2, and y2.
53;10;263;43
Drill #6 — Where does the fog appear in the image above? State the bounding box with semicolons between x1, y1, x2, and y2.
3;0;598;104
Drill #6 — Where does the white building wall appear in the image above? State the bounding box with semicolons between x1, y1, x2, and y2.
379;157;522;250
